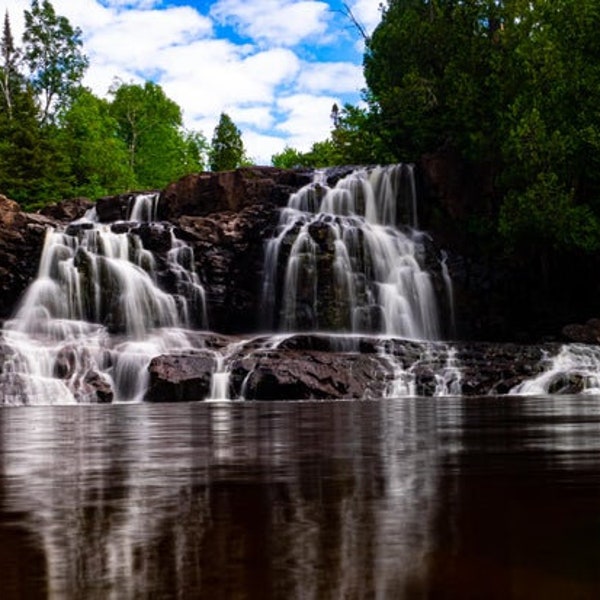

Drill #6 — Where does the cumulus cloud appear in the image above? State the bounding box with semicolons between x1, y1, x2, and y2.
297;61;364;94
276;93;339;150
210;0;330;47
5;0;365;164
350;0;383;35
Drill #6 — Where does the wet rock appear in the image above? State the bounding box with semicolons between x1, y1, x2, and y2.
82;371;114;404
231;349;387;400
39;197;93;222
96;192;159;223
159;167;311;220
145;351;218;402
0;195;55;319
131;223;173;253
562;319;600;344
177;203;280;333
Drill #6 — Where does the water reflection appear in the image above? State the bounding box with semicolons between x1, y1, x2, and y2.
0;397;599;598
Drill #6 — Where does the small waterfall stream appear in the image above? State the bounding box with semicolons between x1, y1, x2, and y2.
510;344;600;395
1;193;207;404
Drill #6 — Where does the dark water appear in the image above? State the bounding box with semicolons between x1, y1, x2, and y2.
1;397;599;599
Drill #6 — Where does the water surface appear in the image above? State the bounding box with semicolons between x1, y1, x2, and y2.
1;396;599;599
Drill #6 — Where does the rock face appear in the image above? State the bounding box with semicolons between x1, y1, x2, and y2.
159;167;312;219
146;351;218;402
0;195;56;320
3;164;600;404
142;334;559;402
176;203;281;332
562;319;600;344
39;197;93;221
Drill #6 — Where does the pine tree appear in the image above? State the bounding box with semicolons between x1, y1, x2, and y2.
209;112;246;172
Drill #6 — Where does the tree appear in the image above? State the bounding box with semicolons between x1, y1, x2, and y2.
330;104;394;165
181;130;210;173
0;11;20;119
59;87;134;197
0;85;72;208
362;0;600;256
271;146;305;169
22;0;88;123
109;80;205;188
209;113;246;171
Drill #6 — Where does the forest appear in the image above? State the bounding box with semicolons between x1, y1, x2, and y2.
0;1;249;210
3;0;600;257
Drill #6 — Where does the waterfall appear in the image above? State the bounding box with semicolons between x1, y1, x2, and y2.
511;344;600;395
0;166;460;404
1;194;207;404
261;165;443;339
379;341;463;398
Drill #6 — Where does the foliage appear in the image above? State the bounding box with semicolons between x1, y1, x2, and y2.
209;113;246;171
0;1;211;209
362;0;600;255
109;80;206;188
58;87;134;197
1;11;20;119
22;0;88;123
0;87;72;208
271;146;305;169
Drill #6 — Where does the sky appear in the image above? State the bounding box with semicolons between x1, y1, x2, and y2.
3;0;383;164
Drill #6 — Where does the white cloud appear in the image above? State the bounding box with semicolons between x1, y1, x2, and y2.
98;0;158;8
84;7;213;77
276;93;339;150
211;0;330;47
157;44;300;123
297;61;364;94
350;0;383;35
5;0;365;166
242;130;288;165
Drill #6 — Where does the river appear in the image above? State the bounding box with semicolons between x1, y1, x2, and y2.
0;396;599;598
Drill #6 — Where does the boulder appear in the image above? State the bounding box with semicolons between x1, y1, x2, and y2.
158;167;311;220
562;319;600;344
231;349;387;400
145;351;218;402
39;197;93;222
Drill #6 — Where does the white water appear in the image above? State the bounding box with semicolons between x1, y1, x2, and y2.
262;165;443;339
0;167;462;404
1;194;207;404
379;341;463;398
511;344;600;395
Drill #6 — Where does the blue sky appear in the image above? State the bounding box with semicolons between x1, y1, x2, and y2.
5;0;382;163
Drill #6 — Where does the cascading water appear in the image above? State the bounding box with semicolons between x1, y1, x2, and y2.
262;164;446;339
0;193;207;404
511;344;600;395
0;165;464;404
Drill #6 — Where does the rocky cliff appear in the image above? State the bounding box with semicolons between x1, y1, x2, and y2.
2;163;599;341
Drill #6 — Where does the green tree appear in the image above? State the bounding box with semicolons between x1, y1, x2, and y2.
363;0;600;255
330;104;395;165
271;145;305;169
109;80;205;188
209;112;246;171
59;87;134;197
0;11;20;119
0;86;72;208
22;0;88;123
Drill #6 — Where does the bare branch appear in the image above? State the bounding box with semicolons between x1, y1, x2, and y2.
335;3;369;42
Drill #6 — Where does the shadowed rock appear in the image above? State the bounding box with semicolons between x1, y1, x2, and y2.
145;351;218;402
